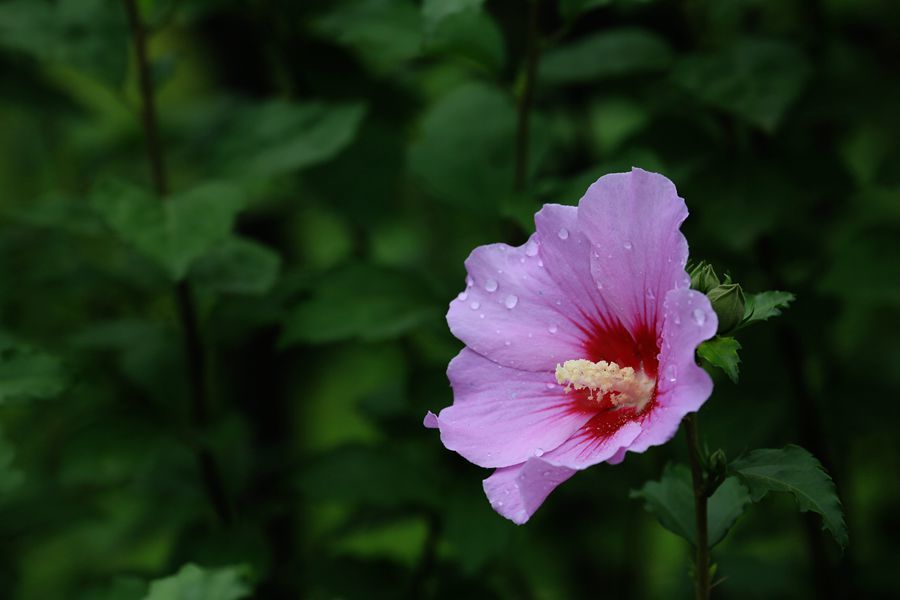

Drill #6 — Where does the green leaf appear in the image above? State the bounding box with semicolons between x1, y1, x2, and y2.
697;336;742;383
422;0;484;33
312;0;421;72
558;0;613;20
409;83;517;210
280;263;439;346
672;38;811;132
143;564;251;600
0;336;66;403
423;5;504;72
631;464;751;548
190;236;281;296
216;101;367;179
539;29;672;85
0;428;24;496
731;445;848;548
91;179;246;281
741;291;795;327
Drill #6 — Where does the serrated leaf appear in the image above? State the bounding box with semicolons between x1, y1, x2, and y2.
0;336;66;403
91;179;245;281
741;291;795;327
631;464;751;548
143;564;251;600
280;263;439;346
731;445;848;548
539;29;672;85
217;101;367;179
190;236;281;296
697;336;742;383
673;38;811;132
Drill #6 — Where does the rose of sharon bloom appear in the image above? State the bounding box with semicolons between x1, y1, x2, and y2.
424;168;718;524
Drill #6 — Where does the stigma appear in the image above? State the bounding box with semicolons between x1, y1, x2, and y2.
555;359;655;412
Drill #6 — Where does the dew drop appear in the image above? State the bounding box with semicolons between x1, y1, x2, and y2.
465;275;474;287
457;291;468;301
479;313;485;319
542;471;550;477
692;308;707;325
557;228;569;240
484;278;498;292
525;241;539;256
548;324;558;334
665;364;678;383
646;288;656;300
534;448;545;457
497;501;504;507
537;260;544;268
674;314;681;325
504;340;511;346
504;294;519;309
596;282;604;290
470;301;480;310
545;383;555;389
624;240;633;250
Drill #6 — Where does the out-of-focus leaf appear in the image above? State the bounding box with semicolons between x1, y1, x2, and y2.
281;263;438;345
698;336;742;383
298;444;440;508
0;0;128;86
0;335;66;403
740;291;795;328
423;6;504;72
80;577;147;600
631;464;751;548
409;82;516;210
731;445;848;548
558;0;612;20
143;564;251;600
539;29;672;85
422;0;484;32
588;98;649;155
0;429;24;496
91;179;245;281
216;101;366;180
312;0;421;72
190;236;281;296
672;38;811;132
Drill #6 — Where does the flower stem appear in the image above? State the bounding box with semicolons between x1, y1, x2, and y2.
685;413;710;600
514;0;541;193
123;0;232;525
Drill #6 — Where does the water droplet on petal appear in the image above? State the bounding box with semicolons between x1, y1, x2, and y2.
525;241;539;256
557;228;569;240
692;308;707;325
548;325;558;334
537;260;544;268
470;301;480;310
596;282;604;290
504;294;518;309
504;340;511;346
674;314;681;325
665;364;678;383
542;471;550;477
497;501;504;507
457;291;468;301
624;241;633;250
479;313;485;319
646;288;656;300
484;278;498;292
534;448;544;457
545;383;555;389
465;275;474;287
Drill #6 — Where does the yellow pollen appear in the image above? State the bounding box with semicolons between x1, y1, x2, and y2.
555;359;655;411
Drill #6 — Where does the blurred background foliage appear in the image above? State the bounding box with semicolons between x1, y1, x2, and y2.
0;0;898;598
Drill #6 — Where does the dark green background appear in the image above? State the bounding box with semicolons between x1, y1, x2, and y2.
0;0;898;597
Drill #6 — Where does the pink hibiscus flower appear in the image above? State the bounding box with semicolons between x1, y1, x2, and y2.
425;168;719;524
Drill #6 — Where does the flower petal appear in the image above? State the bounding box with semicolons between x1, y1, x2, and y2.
539;413;644;469
483;458;576;525
580;168;691;334
423;411;439;429
446;236;591;372
438;349;595;468
618;288;717;459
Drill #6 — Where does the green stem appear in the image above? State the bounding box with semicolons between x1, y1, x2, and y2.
685;413;710;600
513;0;541;193
123;0;232;525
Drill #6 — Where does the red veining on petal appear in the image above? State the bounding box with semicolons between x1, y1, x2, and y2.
562;318;661;445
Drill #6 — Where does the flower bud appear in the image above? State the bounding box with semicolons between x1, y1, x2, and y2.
689;261;720;294
707;283;746;334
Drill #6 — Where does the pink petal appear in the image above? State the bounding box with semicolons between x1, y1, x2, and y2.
438;349;595;468
539;413;644;469
446;236;591;372
423;411;439;429
617;287;717;459
483;458;577;525
579;168;691;334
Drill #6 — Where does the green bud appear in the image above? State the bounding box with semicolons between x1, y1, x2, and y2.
689;261;721;294
707;283;746;334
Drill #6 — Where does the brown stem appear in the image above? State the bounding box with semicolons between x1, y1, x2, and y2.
685;413;710;600
123;0;232;525
514;0;541;193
